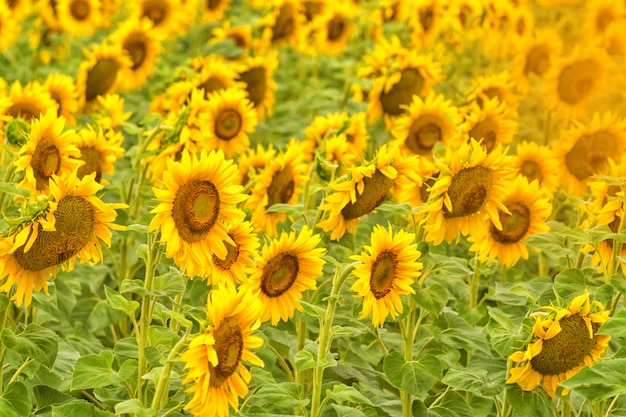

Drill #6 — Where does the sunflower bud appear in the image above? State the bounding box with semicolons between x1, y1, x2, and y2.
4;118;30;148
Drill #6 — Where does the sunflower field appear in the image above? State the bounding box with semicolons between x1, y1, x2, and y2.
1;0;626;416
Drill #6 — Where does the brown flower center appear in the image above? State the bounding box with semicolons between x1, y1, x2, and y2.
524;45;551;76
327;15;346;41
215;109;242;141
6;102;40;121
123;34;148;71
596;7;615;32
85;58;119;102
490;201;531;244
341;170;395;221
519;160;543;183
303;1;324;21
564;131;620;181
419;6;434;32
419;174;438;204
260;253;299;297
558;59;597;105
201;77;226;98
238;66;267;108
469;116;498;153
271;4;295;43
32;136;62;191
475;87;503;108
265;167;295;209
207;0;221;10
213;234;240;270
171;180;220;242
13;196;95;271
380;68;425;116
142;0;168;25
406;115;442;155
209;316;244;387
70;0;90;20
370;251;398;299
443;166;493;218
530;314;599;376
76;146;104;183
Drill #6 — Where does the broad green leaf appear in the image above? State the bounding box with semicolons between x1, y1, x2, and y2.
265;203;303;217
152;269;185;297
560;358;626;401
255;382;309;409
104;286;139;317
1;324;59;368
114;338;139;359
427;391;474;417
610;274;626;295
597;310;626;335
33;385;74;410
331;404;367;417
326;384;373;406
120;279;149;296
136;244;148;261
0;182;29;198
506;384;554;417
1;381;31;417
71;350;122;391
0;294;9;313
400;355;443;398
414;283;448;314
0;399;17;417
115;399;156;417
51;401;116;417
553;268;586;301
441;368;503;397
300;300;326;319
383;351;405;389
434;312;490;352
294;345;317;373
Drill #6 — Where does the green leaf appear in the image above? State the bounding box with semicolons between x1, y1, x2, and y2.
383;352;442;398
0;294;10;313
115;399;157;417
383;351;405;389
265;203;303;217
553;268;586;301
113;338;138;359
136;244;148;261
0;400;17;417
375;202;414;216
71;350;122;391
1;324;59;368
597;310;626;335
255;382;309;409
0;182;29;198
125;224;148;233
427;391;474;417
559;358;626;401
52;401;116;417
104;286;139;317
1;381;30;417
506;384;554;417
434;312;490;352
152;269;185;297
120;279;149;296
326;384;373;406
300;301;326;319
441;368;503;397
414;283;448;314
33;385;74;410
331;404;367;417
294;345;317;373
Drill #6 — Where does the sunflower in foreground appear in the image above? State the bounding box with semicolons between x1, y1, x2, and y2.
149;150;247;278
0;171;125;306
350;224;423;327
180;285;263;417
422;139;517;245
246;226;326;325
507;290;611;398
208;221;259;288
14;109;82;194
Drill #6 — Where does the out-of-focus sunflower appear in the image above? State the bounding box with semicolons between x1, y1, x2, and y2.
180;285;263;417
246;226;326;325
309;1;357;56
236;143;277;186
391;92;460;158
208;220;259;288
444;0;483;48
235;52;279;121
554;112;626;196
422;139;517;245
512;29;563;94
0;171;125;306
56;0;103;36
350;224;422;327
3;0;31;19
149;150;247;278
304;111;369;160
73;125;124;184
512;141;559;194
0;3;19;52
465;71;518;115
14;109;82;194
357;34;406;81
460;98;519;154
507;290;611;398
109;18;163;92
75;43;133;112
586;184;626;274
543;46;609;121
468;175;551;267
126;0;188;38
245;140;308;237
0;80;57;123
190;57;242;100
200;87;258;158
603;21;626;59
259;0;305;48
210;22;253;56
583;0;625;37
407;0;447;48
42;73;79;126
301;0;327;22
149;78;195;115
92;93;132;132
198;0;231;22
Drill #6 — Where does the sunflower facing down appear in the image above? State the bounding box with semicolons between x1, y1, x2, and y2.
246;226;326;325
422;138;518;245
208;220;259;288
180;285;264;417
149;150;247;278
350;224;423;327
0;171;125;306
507;290;611;398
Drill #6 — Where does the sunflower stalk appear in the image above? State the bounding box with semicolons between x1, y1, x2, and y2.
469;256;481;309
309;262;355;417
400;298;417;417
151;328;190;413
606;184;626;282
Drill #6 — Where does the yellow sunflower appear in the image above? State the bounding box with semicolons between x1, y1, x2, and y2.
460;98;519;154
73;125;125;184
0;80;57;123
507;290;611;398
422;139;517;245
391;92;461;158
465;71;518;115
310;1;357;56
235;52;279;121
208;221;259;288
304;111;370;160
56;0;103;36
350;224;423;327
246;226;326;325
76;42;133;112
0;171;125;306
512;29;563;94
210;22;253;56
42;73;80;126
554;112;626;196
245;140;308;237
109;17;163;92
126;0;188;38
198;0;231;22
149;149;247;278
444;0;483;48
407;0;447;48
149;79;196;115
587;198;626;275
357;34;406;81
583;0;625;37
180;285;264;417
301;0;327;22
543;46;609;121
512;141;559;194
191;56;243;99
236;143;277;186
259;0;305;48
468;175;552;267
0;3;19;52
200;87;258;158
92;93;132;132
14;109;82;194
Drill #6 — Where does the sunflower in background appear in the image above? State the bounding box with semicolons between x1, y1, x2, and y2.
210;22;254;57
190;56;243;99
198;0;232;22
512;29;563;95
0;80;57;123
0;2;19;52
246;226;326;325
407;0;447;48
443;0;483;49
235;52;279;121
460;98;519;154
465;71;519;116
309;0;358;56
42;73;80;126
512;141;560;195
92;94;132;132
149;150;247;279
180;285;264;417
259;0;305;49
236;143;277;186
304;111;369;161
3;0;31;19
507;290;611;398
583;0;625;37
56;0;104;36
351;224;423;327
0;171;125;306
126;0;188;38
73;125;125;184
208;220;259;287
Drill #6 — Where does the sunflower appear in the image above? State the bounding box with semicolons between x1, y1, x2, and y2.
75;42;133;112
14;109;82;194
198;0;231;22
512;29;563;94
180;285;264;417
92;93;132;132
246;226;326;325
587;197;626;275
350;224;422;327
56;0;103;36
507;290;611;398
208;221;259;288
0;80;57;123
512;141;559;194
236;143;277;186
302;0;327;22
0;171;125;306
391;92;460;158
42;73;79;126
191;56;243;99
465;71;518;115
468;175;552;267
310;1;357;56
149;150;247;278
357;34;406;81
444;0;483;48
109;17;163;92
149;78;196;115
235;52;278;121
0;3;19;52
245;140;308;237
583;0;625;37
304;111;370;160
73;125;125;184
554;112;626;196
603;21;626;58
422;139;517;245
126;0;188;38
210;22;253;56
259;0;305;48
407;0;446;48
460;98;519;154
543;46;608;121
200;88;258;158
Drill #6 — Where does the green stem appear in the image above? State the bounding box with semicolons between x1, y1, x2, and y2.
309;263;355;417
607;185;626;282
151;329;190;413
604;395;620;417
592;401;605;417
8;358;34;384
401;300;416;417
469;256;481;309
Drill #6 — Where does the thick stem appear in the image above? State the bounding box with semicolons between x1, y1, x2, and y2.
151;330;190;413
